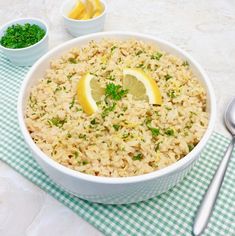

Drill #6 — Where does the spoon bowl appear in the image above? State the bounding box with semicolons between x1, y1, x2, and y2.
225;97;235;135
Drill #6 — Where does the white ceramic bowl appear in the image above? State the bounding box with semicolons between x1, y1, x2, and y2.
61;0;107;37
0;18;49;66
18;32;216;204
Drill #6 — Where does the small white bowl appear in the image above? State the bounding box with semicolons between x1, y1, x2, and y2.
0;18;49;66
61;0;107;37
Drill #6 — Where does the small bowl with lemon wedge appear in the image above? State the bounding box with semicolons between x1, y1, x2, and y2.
61;0;106;37
18;32;216;204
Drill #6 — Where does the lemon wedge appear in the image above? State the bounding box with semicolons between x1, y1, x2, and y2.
90;0;103;16
77;73;104;115
123;68;162;105
68;1;85;19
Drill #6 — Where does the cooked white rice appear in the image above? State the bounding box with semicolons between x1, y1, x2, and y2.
25;39;208;177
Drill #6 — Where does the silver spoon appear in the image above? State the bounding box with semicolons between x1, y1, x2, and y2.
193;97;235;236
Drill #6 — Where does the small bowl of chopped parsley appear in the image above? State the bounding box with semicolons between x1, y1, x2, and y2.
0;18;49;66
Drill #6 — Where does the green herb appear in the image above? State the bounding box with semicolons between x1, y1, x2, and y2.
68;58;77;64
122;133;130;139
102;103;116;118
90;119;96;125
154;142;161;152
165;128;174;136
136;50;143;56
82;160;89;165
76;107;82;112
146;119;160;137
167;90;177;98
190;111;197;116
137;63;145;68
48;117;66;128
69;96;75;109
47;79;52;84
185;120;193;129
165;106;172;110
67;132;72;138
113;124;120;131
79;134;86;139
132;153;143;161
123;106;128;112
107;75;115;81
188;144;194;152
165;74;172;81
150;128;160;136
182;61;189;66
0;23;45;49
29;94;37;109
105;83;128;101
151;52;162;60
54;86;62;93
74;151;78;158
111;46;117;52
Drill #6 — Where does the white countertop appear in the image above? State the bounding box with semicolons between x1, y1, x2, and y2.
0;0;235;235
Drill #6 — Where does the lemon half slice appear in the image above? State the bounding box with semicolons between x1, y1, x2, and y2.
68;1;85;19
123;68;162;105
77;73;104;115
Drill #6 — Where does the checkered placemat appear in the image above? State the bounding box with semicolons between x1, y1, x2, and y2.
0;52;235;236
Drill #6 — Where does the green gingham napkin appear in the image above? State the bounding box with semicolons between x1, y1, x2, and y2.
0;52;235;236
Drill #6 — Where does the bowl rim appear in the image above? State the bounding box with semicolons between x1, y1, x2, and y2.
60;0;107;23
18;31;216;184
0;17;49;51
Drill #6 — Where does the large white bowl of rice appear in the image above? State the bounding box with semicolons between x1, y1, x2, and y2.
18;32;216;204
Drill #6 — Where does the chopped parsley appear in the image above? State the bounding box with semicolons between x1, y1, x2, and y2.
122;133;130;139
154;142;161;152
105;83;128;101
0;23;45;49
54;86;62;93
69;96;75;109
136;50;143;56
146;119;160;137
79;134;87;139
90;119;96;125
29;94;37;109
151;52;162;60
137;63;145;68
182;61;189;66
165;74;172;81
47;79;52;84
165;128;174;136
48;117;66;128
107;75;115;81
113;124;120;131
150;128;160;136
68;58;77;64
111;46;117;52
101;102;116;118
67;132;72;138
167;90;177;98
82;160;89;165
132;153;143;161
188;144;194;152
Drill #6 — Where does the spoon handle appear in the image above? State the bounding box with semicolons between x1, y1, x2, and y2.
193;137;235;236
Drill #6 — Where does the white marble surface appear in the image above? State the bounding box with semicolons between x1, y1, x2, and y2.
0;0;235;235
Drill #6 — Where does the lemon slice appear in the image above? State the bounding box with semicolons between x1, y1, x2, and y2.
123;68;162;105
68;1;85;19
77;73;104;115
90;0;103;17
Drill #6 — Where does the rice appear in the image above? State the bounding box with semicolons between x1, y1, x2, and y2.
25;39;208;177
